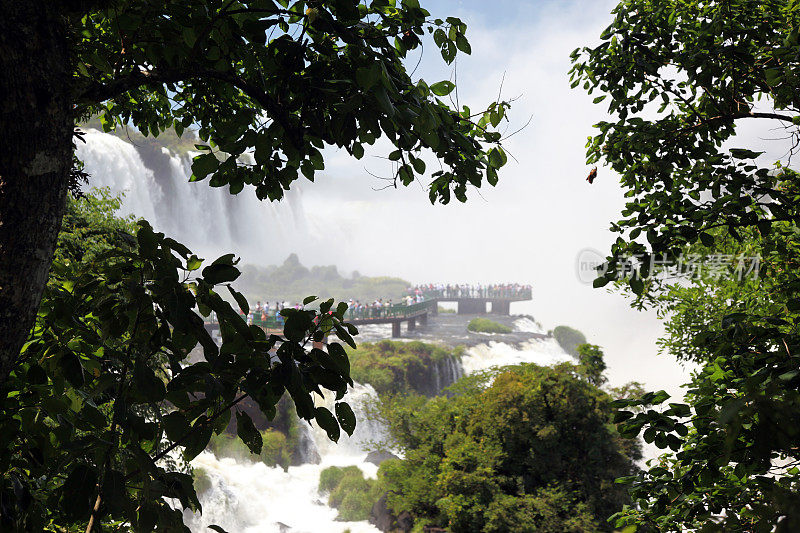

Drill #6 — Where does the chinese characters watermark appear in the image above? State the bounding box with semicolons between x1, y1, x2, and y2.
575;248;760;285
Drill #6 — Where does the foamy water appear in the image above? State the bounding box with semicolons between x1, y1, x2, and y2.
185;453;379;533
461;337;572;374
184;384;383;533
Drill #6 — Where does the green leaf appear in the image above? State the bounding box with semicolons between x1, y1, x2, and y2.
335;402;356;436
236;411;263;455
698;232;714;247
60;464;98;521
134;358;166;401
327;342;351;375
60;351;84;387
303;295;318;305
729;148;763;159
228;286;250;315
488;148;504;168
284;310;314;342
202;263;241;285
455;34;471;54
163;411;190;441
356;65;379;90
186;254;203;271
629;277;644;296
183;421;213;461
191;153;219;181
315;406;340;442
430;81;455;96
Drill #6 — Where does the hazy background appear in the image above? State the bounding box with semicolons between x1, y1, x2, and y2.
85;0;702;397
280;0;692;396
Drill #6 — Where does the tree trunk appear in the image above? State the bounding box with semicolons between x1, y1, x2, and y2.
0;2;72;386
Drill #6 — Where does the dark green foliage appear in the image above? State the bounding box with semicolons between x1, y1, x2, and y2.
466;317;512;333
55;187;137;264
0;212;358;530
552;325;587;356
375;364;640;532
237;255;410;303
72;0;511;205
348;340;464;396
318;466;382;522
572;1;800;530
576;343;607;387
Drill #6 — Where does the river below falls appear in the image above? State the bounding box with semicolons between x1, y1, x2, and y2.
182;316;572;532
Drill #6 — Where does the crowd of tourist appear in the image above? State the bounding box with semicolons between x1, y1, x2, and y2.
221;283;532;327
344;292;428;319
407;283;532;299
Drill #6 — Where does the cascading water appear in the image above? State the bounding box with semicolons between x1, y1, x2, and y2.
461;338;571;375
183;384;385;533
183;330;571;532
76;129;312;263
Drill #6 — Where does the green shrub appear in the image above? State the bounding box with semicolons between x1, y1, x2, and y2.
467;317;513;333
552;326;587;357
349;340;462;396
438;306;456;314
192;467;213;495
319;465;362;493
207;429;293;469
376;363;640;532
319;466;382;521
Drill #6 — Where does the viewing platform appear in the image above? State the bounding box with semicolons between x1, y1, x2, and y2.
414;286;532;315
346;300;436;337
204;284;532;339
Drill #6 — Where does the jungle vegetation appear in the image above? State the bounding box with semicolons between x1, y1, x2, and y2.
572;0;800;529
0;1;512;530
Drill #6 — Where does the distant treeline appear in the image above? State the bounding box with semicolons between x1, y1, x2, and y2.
237;253;411;304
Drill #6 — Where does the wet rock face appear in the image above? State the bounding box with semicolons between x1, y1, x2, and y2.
399;354;464;397
370;494;413;532
365;450;399;466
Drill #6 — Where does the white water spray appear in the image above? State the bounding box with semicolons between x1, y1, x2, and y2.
461;337;572;375
184;384;385;533
76;129;313;263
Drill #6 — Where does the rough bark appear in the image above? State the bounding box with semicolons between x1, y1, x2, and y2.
0;2;72;385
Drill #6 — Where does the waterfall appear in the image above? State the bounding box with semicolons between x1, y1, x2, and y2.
181;330;570;532
461;337;571;375
308;383;390;465
76;129;312;264
184;383;385;533
185;454;379;533
79;126;579;531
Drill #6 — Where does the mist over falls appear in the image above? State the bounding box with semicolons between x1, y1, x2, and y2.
76;129;312;264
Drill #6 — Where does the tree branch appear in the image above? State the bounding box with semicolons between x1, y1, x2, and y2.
77;66;303;147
